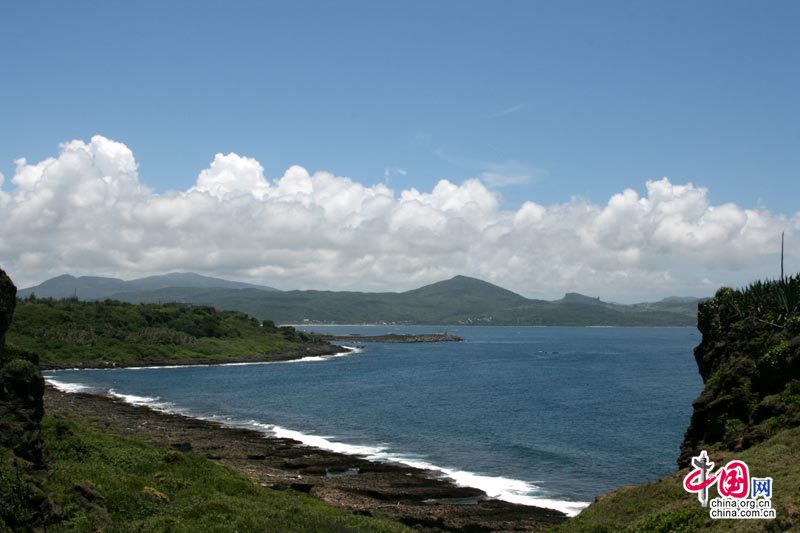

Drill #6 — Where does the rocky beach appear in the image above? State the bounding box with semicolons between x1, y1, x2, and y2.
45;386;567;532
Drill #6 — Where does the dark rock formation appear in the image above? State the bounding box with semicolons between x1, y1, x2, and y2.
0;269;15;348
0;268;44;466
679;280;800;467
0;268;49;528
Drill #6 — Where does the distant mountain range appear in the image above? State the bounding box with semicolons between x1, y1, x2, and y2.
17;272;277;300
19;273;703;326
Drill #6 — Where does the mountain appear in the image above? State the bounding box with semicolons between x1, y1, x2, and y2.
92;274;699;326
656;296;701;304
124;272;276;293
555;292;603;305
18;273;277;300
17;274;128;300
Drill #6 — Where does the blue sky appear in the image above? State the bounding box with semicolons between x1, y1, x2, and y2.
0;1;798;298
2;1;798;211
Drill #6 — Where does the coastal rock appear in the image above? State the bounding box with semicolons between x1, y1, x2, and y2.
679;280;800;467
45;387;569;531
0;269;45;467
0;268;49;529
0;356;45;465
0;268;15;348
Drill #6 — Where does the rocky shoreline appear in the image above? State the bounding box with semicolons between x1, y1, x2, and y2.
39;343;348;371
44;387;567;532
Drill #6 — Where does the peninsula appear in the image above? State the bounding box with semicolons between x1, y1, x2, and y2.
317;333;463;343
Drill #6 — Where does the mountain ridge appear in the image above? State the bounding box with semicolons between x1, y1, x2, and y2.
21;276;697;326
18;273;700;326
18;273;701;326
18;272;278;300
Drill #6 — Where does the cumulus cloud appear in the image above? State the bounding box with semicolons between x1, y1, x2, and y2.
1;135;797;301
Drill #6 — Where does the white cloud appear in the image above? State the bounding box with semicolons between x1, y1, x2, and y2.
194;152;269;199
1;135;797;301
383;166;407;184
480;160;540;187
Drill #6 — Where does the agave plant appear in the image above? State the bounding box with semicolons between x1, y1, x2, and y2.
732;273;800;328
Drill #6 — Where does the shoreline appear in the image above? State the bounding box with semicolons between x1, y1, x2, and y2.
317;333;463;343
44;386;570;531
289;324;696;328
39;342;348;371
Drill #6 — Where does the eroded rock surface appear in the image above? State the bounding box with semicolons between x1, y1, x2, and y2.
679;281;800;467
0;268;48;528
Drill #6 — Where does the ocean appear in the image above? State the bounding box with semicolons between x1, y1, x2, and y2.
44;325;702;516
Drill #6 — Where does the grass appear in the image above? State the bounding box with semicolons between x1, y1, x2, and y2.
38;414;410;532
6;299;314;366
552;426;800;532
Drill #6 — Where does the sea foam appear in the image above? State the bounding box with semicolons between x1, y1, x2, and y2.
243;420;589;516
107;389;175;411
63;346;363;371
45;378;93;394
46;376;588;516
44;342;588;517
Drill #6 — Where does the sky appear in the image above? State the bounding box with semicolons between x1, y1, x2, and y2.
1;1;798;301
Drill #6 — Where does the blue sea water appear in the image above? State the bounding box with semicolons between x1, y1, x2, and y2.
45;326;702;516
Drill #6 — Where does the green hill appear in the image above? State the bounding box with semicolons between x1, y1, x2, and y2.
6;298;320;368
103;275;699;326
18;272;277;300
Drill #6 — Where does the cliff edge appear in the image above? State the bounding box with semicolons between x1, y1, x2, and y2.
679;277;800;467
557;275;800;531
0;268;48;528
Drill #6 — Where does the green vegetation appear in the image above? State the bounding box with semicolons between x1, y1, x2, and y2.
16;272;277;301
106;275;699;326
552;426;800;532
681;274;800;465
557;274;800;531
6;298;316;367
3;269;404;531
3;414;408;532
0;267;47;530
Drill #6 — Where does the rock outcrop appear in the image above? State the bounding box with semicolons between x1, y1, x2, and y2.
679;277;800;467
0;269;15;348
0;268;44;466
0;268;48;528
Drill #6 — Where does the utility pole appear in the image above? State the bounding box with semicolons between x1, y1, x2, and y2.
781;231;785;282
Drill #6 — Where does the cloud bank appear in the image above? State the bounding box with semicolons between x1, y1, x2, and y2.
1;135;797;301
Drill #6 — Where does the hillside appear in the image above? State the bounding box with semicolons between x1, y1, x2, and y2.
17;272;277;300
6;298;326;368
555;426;800;531
20;273;700;326
97;275;698;326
